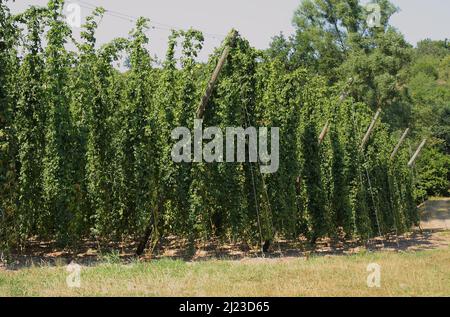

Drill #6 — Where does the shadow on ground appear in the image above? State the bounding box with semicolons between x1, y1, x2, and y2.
2;199;449;270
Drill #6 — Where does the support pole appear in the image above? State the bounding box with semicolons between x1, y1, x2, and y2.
390;128;410;160
339;78;353;101
318;121;330;144
136;195;164;256
196;29;238;119
360;107;382;151
408;139;427;167
317;79;353;146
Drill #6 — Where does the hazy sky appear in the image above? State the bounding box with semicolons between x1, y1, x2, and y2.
8;0;450;61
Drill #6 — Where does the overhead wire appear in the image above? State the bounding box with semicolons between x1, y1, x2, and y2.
75;0;226;40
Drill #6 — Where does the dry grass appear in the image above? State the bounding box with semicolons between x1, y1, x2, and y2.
1;198;449;297
1;245;450;297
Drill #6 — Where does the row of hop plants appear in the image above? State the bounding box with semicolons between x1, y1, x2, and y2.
0;0;418;252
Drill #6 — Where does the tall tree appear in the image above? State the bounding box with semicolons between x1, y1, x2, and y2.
270;0;412;115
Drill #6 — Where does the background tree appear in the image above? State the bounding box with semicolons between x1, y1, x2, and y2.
406;39;450;198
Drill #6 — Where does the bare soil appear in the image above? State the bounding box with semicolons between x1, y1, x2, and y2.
419;198;450;230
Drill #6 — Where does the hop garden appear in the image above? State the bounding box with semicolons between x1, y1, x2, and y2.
0;0;446;258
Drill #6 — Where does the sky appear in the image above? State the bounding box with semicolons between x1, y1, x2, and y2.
8;0;450;62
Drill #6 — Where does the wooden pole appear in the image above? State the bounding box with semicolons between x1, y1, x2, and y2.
196;29;238;119
136;195;164;256
339;78;353;101
390;128;410;160
318;78;353;145
318;121;330;144
408;139;427;167
360;107;382;151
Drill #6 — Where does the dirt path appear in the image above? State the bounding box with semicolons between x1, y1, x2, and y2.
419;198;450;230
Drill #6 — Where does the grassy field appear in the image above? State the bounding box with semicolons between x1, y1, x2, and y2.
1;199;449;297
1;244;450;297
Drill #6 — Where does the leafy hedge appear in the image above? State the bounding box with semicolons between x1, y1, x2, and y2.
0;0;419;252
